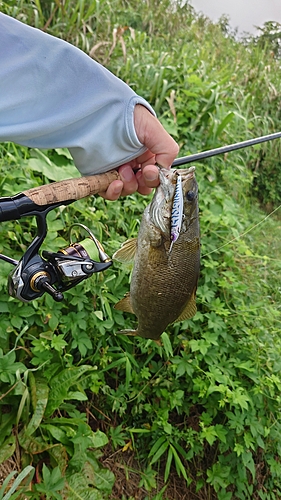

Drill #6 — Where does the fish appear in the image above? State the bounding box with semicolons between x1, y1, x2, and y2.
113;166;200;340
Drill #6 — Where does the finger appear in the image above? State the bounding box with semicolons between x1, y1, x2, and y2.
141;164;160;188
118;164;138;196
99;180;123;200
134;148;156;168
135;169;154;195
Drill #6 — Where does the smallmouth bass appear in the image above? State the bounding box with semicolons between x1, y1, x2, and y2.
113;167;200;340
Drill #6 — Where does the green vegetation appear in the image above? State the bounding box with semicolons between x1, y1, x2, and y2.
1;1;281;498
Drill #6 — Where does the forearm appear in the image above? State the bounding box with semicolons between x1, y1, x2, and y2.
0;13;155;175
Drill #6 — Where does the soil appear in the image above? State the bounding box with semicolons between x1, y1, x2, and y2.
102;447;216;500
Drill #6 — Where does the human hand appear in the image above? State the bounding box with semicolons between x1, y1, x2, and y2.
100;104;179;200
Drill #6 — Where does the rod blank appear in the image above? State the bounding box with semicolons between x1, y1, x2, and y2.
172;131;281;167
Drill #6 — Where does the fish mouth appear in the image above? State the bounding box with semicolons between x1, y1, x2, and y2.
150;167;196;235
174;166;196;180
158;165;196;183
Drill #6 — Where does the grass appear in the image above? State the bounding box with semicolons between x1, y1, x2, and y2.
1;2;281;499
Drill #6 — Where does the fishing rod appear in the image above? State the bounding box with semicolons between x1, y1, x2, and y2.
0;131;280;303
172;131;281;167
1;131;280;224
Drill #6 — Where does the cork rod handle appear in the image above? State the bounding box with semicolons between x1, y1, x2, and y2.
22;170;121;206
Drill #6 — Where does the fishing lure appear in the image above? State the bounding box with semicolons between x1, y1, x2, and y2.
169;173;184;252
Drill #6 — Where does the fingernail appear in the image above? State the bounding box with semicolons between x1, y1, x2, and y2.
120;166;134;182
113;184;123;195
144;170;159;182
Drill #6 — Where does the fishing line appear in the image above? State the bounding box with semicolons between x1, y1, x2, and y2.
203;203;281;257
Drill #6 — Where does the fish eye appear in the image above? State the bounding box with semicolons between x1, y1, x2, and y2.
186;190;195;202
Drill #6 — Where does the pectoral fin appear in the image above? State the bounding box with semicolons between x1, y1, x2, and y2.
114;293;135;314
112;238;137;263
175;289;197;322
116;329;138;336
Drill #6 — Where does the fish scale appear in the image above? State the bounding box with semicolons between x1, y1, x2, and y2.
113;167;200;340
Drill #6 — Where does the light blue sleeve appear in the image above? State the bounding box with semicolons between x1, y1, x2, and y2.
0;13;156;175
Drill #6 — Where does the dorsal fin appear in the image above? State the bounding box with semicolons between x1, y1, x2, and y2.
175;289;197;322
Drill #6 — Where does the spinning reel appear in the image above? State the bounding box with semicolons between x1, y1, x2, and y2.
0;188;113;303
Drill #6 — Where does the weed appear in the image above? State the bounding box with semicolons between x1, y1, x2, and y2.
1;2;281;499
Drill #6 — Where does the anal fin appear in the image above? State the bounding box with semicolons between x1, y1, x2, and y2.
114;293;135;314
116;329;138;336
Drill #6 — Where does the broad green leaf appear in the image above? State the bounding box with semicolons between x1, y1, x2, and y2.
65;478;104;500
215;111;235;137
43;424;68;443
161;332;173;358
149;440;169;465
65;458;114;499
67;391;88;401
0;436;16;465
18;430;55;454
49;444;69;472
94;311;103;321
26;375;49;436
234;443;244;457
200;426;218;446
242;451;256;481
45;365;94;417
148;435;167;458
170;445;189;482
164;446;173;483
0;413;17;449
172;441;188;460
42;464;65;492
214;424;228;444
27;154;77;182
86;457;115;492
125;356;131;390
138;466;157;491
91;430;108;448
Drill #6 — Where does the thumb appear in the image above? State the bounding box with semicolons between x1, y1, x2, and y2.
134;104;179;168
